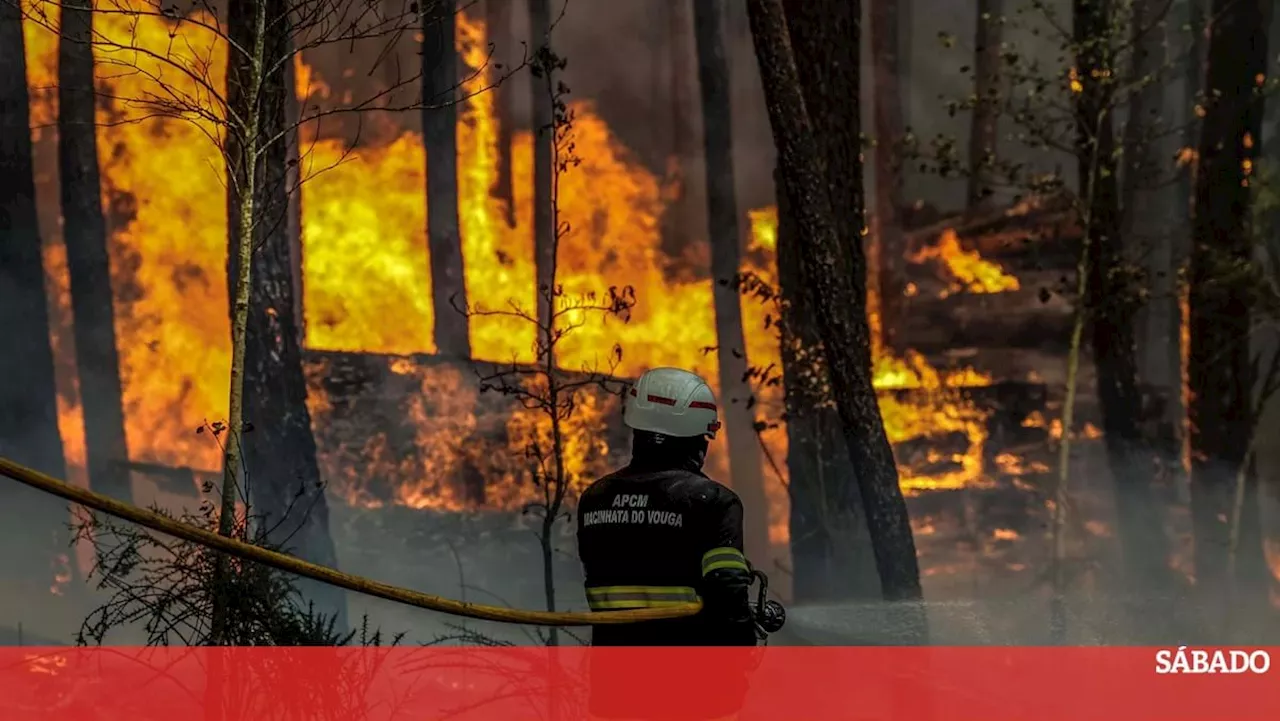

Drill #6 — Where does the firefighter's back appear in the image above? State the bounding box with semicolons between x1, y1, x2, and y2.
577;466;743;646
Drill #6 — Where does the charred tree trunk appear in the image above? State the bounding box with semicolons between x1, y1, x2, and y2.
58;2;132;504
227;0;347;630
967;0;1002;209
0;0;68;555
1189;0;1268;600
423;0;471;358
284;38;305;346
749;0;926;630
1180;0;1206;225
486;0;516;228
1125;0;1182;482
780;0;880;601
1076;0;1171;634
869;0;907;352
529;0;554;333
781;0;870;324
1174;0;1206;506
0;1;70;581
692;0;770;567
777;176;880;602
1124;0;1182;514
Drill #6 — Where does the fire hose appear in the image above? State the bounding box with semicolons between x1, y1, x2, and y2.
0;456;784;633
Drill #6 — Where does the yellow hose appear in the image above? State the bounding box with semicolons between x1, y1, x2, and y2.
0;456;701;626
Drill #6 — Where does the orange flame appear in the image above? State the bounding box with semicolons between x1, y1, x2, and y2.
1266;539;1280;609
733;211;995;497
910;228;1021;296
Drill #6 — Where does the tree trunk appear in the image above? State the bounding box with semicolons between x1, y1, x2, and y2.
868;0;907;352
486;0;516;228
1076;0;1170;637
778;0;881;602
284;40;305;346
1123;0;1181;595
747;0;926;631
0;0;70;583
529;0;554;335
423;0;471;358
967;0;1002;208
1124;0;1182;498
228;0;346;631
692;0;770;567
213;0;267;643
529;53;568;649
1175;0;1206;507
779;0;868;338
777;173;880;603
1188;0;1268;604
58;2;132;504
218;0;344;638
1181;0;1206;220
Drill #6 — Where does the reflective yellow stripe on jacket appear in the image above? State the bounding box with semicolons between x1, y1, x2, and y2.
585;585;701;610
701;547;749;576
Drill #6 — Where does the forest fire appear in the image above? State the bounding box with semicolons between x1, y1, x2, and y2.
910;228;1021;296
23;1;1021;550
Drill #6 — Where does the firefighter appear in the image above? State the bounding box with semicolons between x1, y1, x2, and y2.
576;366;758;647
577;367;759;720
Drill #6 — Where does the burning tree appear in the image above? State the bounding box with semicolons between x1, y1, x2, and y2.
13;0;525;639
464;45;636;647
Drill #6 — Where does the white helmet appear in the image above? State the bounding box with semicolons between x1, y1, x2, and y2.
623;367;721;439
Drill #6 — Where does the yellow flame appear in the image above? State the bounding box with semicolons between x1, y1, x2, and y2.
1068;67;1083;94
910;229;1021;296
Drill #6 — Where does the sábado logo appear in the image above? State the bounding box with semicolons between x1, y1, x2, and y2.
1155;647;1271;674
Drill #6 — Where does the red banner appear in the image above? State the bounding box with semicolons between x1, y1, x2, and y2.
2;646;1277;720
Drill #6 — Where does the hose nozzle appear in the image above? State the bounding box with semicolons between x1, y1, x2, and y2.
749;568;787;636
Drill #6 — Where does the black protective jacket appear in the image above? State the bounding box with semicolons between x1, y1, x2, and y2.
576;460;758;647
